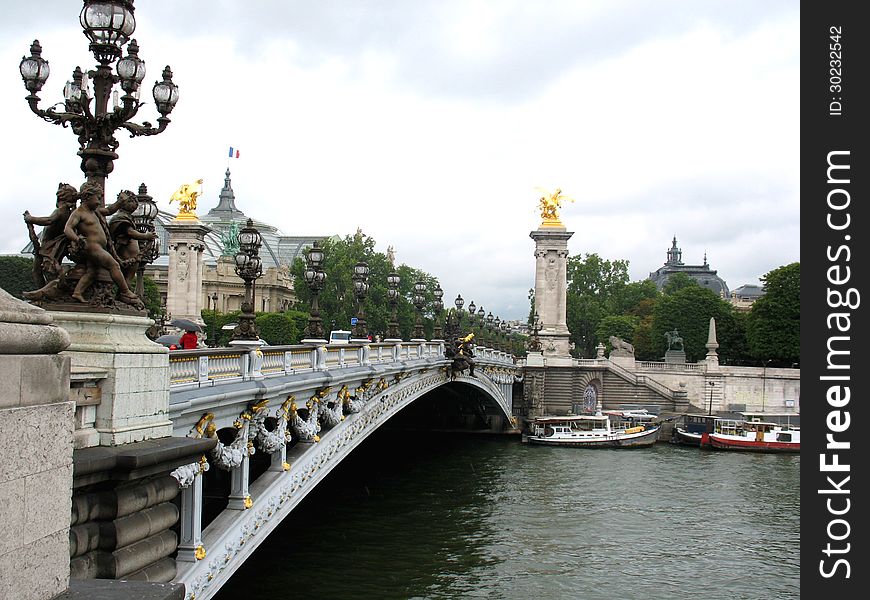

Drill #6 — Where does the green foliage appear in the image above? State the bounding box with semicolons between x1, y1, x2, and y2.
565;253;633;356
662;272;700;295
255;312;300;345
746;262;800;364
201;310;241;347
0;256;36;299
291;230;441;340
142;276;163;320
651;285;741;362
595;315;640;349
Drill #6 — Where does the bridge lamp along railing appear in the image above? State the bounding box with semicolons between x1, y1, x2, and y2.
232;219;263;342
19;0;179;197
302;241;327;341
493;316;502;351
131;182;159;297
432;284;444;340
386;271;401;340
351;261;370;340
528;312;543;352
412;280;427;340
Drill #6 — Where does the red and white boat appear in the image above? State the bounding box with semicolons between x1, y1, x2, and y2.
708;417;799;453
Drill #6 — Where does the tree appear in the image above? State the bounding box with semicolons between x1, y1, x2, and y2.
142;276;163;320
595;315;639;350
565;253;631;356
652;285;741;362
291;230;441;340
662;272;699;295
745;262;800;364
255;312;300;345
0;256;36;298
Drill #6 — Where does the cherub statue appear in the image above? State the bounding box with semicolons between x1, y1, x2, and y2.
537;187;574;224
108;190;158;286
64;181;140;305
23;183;79;286
169;178;203;218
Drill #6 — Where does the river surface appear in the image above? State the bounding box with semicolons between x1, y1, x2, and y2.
213;431;800;600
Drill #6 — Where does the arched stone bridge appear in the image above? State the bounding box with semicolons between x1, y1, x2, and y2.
165;341;518;600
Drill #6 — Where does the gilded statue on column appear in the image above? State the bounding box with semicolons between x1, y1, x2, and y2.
537;187;573;227
170;178;203;220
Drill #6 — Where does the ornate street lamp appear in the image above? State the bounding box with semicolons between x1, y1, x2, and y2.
412;280;427;339
131;182;159;298
351;261;370;340
209;292;218;347
386;270;401;340
708;381;715;415
528;312;542;352
19;1;179;197
493;316;502;351
232;219;262;342
302;241;327;341
467;299;475;320
432;284;444;339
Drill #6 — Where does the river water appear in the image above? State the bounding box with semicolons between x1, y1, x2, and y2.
213;430;800;600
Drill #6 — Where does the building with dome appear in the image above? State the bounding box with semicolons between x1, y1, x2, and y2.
145;169;332;314
647;236;729;297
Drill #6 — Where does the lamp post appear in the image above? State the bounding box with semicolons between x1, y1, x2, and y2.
302;241;327;341
351;261;370;341
432;284;444;340
761;360;769;413
208;292;218;347
485;312;494;348
708;381;715;415
19;1;179;197
386;270;401;340
231;219;262;342
493;316;501;351
528;312;542;352
131;182;159;298
412;280;426;340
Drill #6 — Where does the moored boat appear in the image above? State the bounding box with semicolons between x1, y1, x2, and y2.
672;413;719;447
527;406;661;448
708;418;799;453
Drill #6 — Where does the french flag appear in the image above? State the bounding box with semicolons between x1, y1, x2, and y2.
228;147;239;158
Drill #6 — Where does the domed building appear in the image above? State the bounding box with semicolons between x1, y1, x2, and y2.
145;169;332;314
647;236;729;297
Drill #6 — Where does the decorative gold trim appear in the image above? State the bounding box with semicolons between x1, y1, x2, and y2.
195;545;206;560
243;495;253;509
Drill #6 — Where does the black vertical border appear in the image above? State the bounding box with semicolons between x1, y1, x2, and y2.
802;3;868;597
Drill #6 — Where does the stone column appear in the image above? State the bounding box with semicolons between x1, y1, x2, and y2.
529;226;574;364
164;219;212;325
0;287;74;600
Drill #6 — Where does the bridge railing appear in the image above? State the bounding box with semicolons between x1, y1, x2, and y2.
170;341;512;388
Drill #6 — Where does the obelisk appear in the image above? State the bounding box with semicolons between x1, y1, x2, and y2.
529;189;574;365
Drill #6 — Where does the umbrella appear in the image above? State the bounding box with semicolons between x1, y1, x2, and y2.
155;334;181;347
170;318;203;332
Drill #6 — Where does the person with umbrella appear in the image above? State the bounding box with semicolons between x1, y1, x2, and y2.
170;319;202;349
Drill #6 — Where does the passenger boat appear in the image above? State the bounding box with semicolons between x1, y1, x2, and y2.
672;414;719;447
708;417;800;453
527;406;661;448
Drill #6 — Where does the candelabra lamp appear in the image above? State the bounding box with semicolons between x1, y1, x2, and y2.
19;0;179;196
351;261;370;340
386;270;401;340
231;219;262;342
131;182;159;298
302;241;327;341
528;312;543;352
412;280;427;340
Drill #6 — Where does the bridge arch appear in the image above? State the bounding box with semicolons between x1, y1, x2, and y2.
175;359;517;600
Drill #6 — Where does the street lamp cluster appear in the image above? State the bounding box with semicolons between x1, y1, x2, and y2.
19;0;179;196
231;219;263;343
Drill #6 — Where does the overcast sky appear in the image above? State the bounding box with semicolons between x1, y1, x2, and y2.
1;1;799;321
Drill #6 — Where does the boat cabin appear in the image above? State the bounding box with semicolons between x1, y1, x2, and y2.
680;414;718;435
532;415;611;438
739;412;800;429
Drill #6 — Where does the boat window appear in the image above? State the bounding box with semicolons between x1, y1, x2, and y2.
777;433;792;442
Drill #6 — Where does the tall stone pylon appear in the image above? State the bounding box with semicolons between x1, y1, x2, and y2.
165;192;211;326
530;189;574;364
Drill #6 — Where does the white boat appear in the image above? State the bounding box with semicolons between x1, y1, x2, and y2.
527;406;661;448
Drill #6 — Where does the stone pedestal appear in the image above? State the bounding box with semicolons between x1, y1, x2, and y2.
0;287;74;600
51;311;172;446
664;350;686;364
530;226;574;358
164;219;211;325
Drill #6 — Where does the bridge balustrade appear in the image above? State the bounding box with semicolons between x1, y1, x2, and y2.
169;341;513;388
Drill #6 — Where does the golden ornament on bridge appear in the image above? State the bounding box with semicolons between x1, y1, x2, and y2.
536;187;573;227
170;178;203;220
